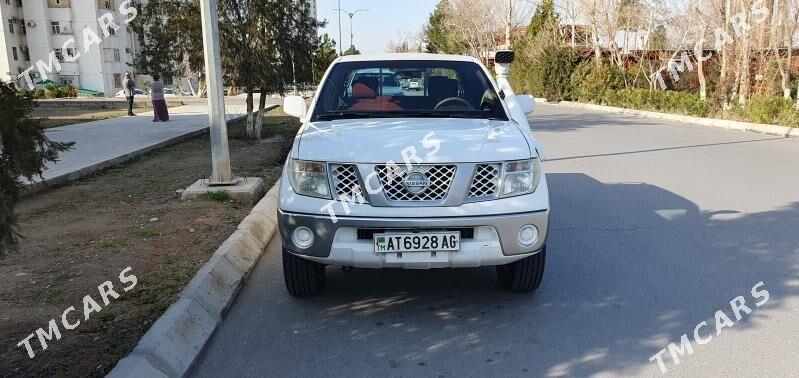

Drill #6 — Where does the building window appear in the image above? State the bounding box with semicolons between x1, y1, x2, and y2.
4;0;9;5
55;0;61;4
66;48;77;59
21;21;26;34
54;48;64;62
22;47;30;61
8;19;13;34
113;49;121;62
113;73;122;88
15;0;22;6
62;78;74;86
108;25;115;36
51;22;60;34
12;47;18;61
103;0;113;9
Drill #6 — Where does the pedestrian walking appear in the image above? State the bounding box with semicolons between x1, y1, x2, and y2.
150;73;169;122
122;72;136;116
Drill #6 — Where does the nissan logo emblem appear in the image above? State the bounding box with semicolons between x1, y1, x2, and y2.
403;171;430;195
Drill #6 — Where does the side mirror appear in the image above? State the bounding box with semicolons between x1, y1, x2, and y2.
283;96;307;119
514;94;535;115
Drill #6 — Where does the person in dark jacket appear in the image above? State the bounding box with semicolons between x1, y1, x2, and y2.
122;72;136;116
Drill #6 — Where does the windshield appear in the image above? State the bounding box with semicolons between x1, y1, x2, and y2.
311;60;507;121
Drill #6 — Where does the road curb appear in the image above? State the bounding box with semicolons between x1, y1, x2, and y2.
556;101;799;138
25;104;279;196
108;181;281;378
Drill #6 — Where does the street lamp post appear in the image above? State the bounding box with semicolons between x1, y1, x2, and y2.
199;0;235;185
333;8;369;52
181;0;264;203
337;0;342;55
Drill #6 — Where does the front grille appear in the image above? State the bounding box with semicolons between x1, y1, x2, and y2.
375;165;456;201
357;228;475;240
468;164;502;199
330;164;366;201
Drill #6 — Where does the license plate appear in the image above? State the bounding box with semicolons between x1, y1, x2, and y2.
373;232;460;253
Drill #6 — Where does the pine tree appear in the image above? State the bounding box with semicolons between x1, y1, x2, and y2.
0;83;73;257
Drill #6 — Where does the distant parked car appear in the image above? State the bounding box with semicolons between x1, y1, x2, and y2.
408;78;422;91
162;88;180;97
115;89;149;98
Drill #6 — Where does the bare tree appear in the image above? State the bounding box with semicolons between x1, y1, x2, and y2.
559;0;581;47
772;0;799;99
577;0;605;64
440;0;531;61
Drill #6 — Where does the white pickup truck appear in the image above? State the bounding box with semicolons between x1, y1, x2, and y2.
279;51;549;296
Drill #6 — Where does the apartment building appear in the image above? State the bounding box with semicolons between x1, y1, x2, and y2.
0;0;140;96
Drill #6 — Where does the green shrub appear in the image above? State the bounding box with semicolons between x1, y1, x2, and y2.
739;97;799;127
603;88;710;117
523;46;581;101
41;83;77;99
570;60;624;103
60;84;77;98
45;83;59;98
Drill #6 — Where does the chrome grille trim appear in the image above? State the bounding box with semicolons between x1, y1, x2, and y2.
467;163;502;200
330;164;367;202
375;164;457;201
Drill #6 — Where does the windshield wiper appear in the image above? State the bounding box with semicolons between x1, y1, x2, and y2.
315;112;387;121
396;111;493;119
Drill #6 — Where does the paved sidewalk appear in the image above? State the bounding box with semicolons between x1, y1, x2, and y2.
36;97;280;186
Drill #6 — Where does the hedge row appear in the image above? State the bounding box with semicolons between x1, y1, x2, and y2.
509;46;798;127
603;89;711;117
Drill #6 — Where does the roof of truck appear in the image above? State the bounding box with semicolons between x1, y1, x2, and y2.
336;53;480;63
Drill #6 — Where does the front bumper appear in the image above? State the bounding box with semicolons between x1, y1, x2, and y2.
278;209;549;269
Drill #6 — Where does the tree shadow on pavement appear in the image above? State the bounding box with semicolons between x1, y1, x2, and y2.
193;173;799;377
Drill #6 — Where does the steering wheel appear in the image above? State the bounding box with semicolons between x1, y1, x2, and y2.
434;97;473;110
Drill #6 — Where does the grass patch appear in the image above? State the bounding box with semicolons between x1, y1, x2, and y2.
200;190;231;202
96;310;115;321
48;288;63;304
227;107;301;139
135;228;156;238
100;239;130;249
55;271;77;282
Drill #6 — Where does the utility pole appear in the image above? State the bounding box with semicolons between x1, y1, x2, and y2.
181;0;264;203
199;0;234;185
337;0;342;55
334;8;369;51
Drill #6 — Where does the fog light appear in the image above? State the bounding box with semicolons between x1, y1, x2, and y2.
518;225;539;246
292;226;314;249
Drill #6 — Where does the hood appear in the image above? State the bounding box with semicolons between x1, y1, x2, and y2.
296;118;531;163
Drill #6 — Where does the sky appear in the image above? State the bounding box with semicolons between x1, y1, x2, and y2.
316;0;439;54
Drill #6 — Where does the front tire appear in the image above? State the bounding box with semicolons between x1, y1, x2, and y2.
282;247;326;296
496;246;546;293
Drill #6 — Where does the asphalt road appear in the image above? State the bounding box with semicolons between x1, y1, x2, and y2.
191;104;799;377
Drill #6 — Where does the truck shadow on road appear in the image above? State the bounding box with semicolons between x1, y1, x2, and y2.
195;173;799;376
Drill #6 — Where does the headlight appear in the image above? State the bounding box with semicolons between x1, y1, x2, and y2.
500;159;541;198
288;159;331;199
